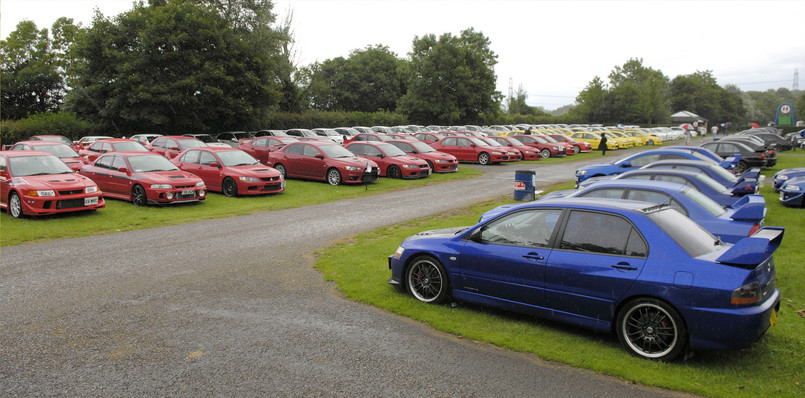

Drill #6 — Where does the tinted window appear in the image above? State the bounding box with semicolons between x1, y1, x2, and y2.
576;188;624;200
110;155;127;170
95;155;114;169
199;151;217;166
363;145;383;157
284;144;304;155
180;150;200;164
442;138;457;146
302;145;321;157
559;210;646;257
89;142;104;151
478;209;562;248
625;189;686;215
647;208;721;257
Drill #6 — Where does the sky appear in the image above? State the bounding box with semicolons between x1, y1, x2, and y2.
2;0;804;110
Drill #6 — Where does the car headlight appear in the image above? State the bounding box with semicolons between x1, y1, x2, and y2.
150;184;172;189
777;175;788;181
577;170;587;176
85;186;99;194
525;151;535;155
491;151;503;155
785;185;801;191
239;176;259;182
29;190;56;197
196;181;206;187
393;246;404;259
402;164;418;169
434;159;449;163
345;166;361;171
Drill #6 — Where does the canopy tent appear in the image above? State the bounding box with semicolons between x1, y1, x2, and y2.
671;110;708;124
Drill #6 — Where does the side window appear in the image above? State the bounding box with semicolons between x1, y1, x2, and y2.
166;140;179;150
152;138;166;149
95;155;114;169
364;146;383;157
199;151;217;166
110;155;127;170
302;145;321;157
442;137;457;146
180;150;200;164
662;154;688;160
348;144;365;155
478;209;562;248
456;138;471;147
1;156;6;172
254;138;267;147
559;210;646;257
284;144;304;155
578;188;624;199
629;153;660;167
90;142;104;152
626;189;687;216
102;143;114;153
654;175;690;186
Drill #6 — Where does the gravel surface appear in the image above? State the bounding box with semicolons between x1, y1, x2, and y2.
1;152;694;397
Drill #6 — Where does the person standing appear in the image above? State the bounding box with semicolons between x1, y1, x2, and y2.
684;128;691;145
600;133;608;156
711;124;719;141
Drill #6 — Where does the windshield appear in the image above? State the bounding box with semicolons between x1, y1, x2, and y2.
36;144;80;158
217;150;259;166
681;187;727;217
9;155;73;176
178;139;207;150
376;143;407;157
320;144;357;159
128;155;180;172
113;142;149;152
647;208;723;257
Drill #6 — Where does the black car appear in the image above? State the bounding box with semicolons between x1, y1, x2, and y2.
699;141;771;172
738;131;793;151
717;137;778;168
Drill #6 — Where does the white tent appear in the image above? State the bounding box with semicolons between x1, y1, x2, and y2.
671;110;707;123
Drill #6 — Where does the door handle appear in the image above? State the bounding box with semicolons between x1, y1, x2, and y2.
611;262;638;271
523;252;544;260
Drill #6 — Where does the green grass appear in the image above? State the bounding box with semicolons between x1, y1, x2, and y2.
315;152;805;398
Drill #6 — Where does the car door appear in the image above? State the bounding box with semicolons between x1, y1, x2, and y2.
195;150;223;191
301;144;326;179
457;208;563;307
106;155;131;196
545;210;647;321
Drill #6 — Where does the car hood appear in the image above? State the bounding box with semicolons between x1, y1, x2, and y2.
228;164;282;177
133;170;202;184
14;173;95;190
404;226;472;242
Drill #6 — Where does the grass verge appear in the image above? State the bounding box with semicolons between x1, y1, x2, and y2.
315;153;805;398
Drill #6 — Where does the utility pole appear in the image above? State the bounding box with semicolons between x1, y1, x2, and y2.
794;69;799;91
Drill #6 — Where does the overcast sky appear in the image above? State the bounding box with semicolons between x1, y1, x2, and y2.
3;0;803;110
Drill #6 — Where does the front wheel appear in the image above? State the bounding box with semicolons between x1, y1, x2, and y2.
326;168;342;186
406;256;449;304
477;152;491;165
9;192;23;218
274;163;287;178
573;145;581;154
540;148;551;159
222;177;238;197
647;140;655;146
616;298;687;361
131;185;147;206
387;165;402;179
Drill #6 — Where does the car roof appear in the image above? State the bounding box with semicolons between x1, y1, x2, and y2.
2;150;56;158
511;197;655;212
579;179;689;192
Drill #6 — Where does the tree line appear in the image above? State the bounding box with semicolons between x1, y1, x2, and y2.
2;0;803;140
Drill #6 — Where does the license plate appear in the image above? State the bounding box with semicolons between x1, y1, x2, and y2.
182;189;194;195
84;197;98;206
770;308;778;327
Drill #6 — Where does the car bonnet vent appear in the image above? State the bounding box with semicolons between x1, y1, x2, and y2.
169;175;186;178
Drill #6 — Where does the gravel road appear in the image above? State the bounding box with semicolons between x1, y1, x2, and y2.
1;152;693;397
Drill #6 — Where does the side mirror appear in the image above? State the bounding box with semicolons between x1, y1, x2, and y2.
209;161;220;168
315;154;324;159
619;161;632;168
117;167;129;174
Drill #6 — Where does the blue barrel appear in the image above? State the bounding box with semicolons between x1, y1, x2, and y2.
514;170;536;201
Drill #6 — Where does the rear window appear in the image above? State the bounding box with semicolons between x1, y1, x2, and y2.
646;208;723;257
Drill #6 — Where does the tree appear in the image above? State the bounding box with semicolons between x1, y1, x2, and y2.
506;85;544;116
571;76;610;123
66;1;285;134
398;28;501;124
1;21;63;119
607;58;670;124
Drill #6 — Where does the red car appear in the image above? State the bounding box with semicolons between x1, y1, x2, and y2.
511;135;567;159
147;136;207;159
546;133;592;154
484;136;541;161
538;134;575;156
344;141;431;179
27;135;79;151
79;138;150;163
386;139;459;173
343;133;392;144
1;151;104;218
239;136;299;165
80;152;206;206
478;137;521;162
9;141;86;171
413;132;448;143
173;147;285;197
429;136;510;165
267;141;379;186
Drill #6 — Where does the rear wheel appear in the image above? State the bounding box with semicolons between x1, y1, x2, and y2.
131;185;147;206
326;168;342;186
222;177;238;197
616;298;687;361
734;160;748;174
406;256;449;304
387;165;402;179
9;192;23;218
477;152;491;165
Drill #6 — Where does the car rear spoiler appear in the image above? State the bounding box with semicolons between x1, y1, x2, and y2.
727;194;766;221
720;153;741;170
716;227;784;266
739;167;761;180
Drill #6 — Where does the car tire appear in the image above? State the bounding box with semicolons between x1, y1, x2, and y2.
387;165;402;179
131;185;147;206
9;192;23;218
274;163;287;178
573;145;581;154
425;160;434;171
648;140;655;146
326;168;342;186
406;255;449;304
540;148;551;159
222;177;238;197
734;160;748;174
616;298;687;361
478;152;491;165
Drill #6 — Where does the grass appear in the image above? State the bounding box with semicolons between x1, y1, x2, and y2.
315;152;805;398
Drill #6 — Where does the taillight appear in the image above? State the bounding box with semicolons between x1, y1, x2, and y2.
731;282;761;304
759;153;765;159
748;223;760;236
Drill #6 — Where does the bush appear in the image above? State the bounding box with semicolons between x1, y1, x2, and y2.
1;112;96;143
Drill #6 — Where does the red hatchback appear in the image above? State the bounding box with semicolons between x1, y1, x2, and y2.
79;138;150;163
239;136;299;165
268;141;379;185
1;151;104;218
429;136;510;165
147;136;207;159
9;141;86;171
80;152;206;206
484;136;541;161
386;139;459;173
344;141;431;179
173;147;285;197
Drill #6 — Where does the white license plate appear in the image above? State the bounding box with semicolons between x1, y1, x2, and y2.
84;197;98;206
182;189;194;195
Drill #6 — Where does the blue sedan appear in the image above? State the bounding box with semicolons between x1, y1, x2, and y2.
388;198;782;361
772;167;805;192
779;176;805;207
540;180;766;243
639;159;761;195
574;149;729;187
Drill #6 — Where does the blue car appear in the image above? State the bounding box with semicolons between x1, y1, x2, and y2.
388;198;782;361
772;167;805;192
539;180;766;243
670;145;742;169
574;149;730;187
779;176;805;207
640;159;761;196
580;169;746;207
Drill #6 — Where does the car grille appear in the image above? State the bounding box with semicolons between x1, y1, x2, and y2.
260;176;281;182
174;184;196;189
175;191;197;200
56;198;86;209
59;189;84;195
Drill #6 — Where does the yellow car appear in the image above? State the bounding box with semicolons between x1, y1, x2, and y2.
635;130;663;145
605;130;640;147
568;132;618;150
614;130;647;146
